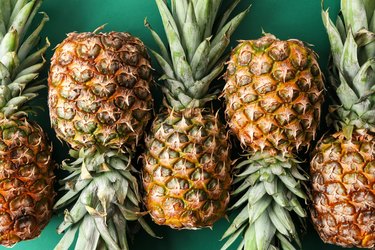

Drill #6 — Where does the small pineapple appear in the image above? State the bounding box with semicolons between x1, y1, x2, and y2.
142;0;248;228
49;30;155;249
221;35;324;249
0;0;54;246
311;0;375;248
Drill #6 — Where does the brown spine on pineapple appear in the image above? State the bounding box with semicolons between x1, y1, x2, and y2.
0;118;54;246
311;130;375;248
143;108;231;228
224;34;324;153
48;32;153;150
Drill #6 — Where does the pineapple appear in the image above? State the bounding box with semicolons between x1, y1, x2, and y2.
49;31;152;151
310;0;375;248
221;35;324;249
142;0;248;229
0;0;54;246
49;30;155;249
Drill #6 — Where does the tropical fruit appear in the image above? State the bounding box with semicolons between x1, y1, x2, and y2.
142;0;248;229
224;34;324;154
221;34;324;249
0;0;54;246
49;31;153;151
49;30;155;249
310;0;375;248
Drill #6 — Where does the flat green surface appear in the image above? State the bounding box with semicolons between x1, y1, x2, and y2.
1;0;362;250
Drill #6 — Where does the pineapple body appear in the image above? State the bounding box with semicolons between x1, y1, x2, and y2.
224;34;324;153
311;130;375;248
0;118;54;246
143;108;231;228
49;32;153;150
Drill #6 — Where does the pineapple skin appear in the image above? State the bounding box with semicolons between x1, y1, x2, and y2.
0;118;54;246
48;32;153;150
143;108;231;228
224;35;324;154
311;130;375;248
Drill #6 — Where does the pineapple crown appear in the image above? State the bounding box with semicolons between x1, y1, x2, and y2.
0;0;49;118
147;0;249;110
322;0;375;137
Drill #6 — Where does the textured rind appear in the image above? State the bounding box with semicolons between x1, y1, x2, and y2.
48;32;153;150
223;35;324;153
311;130;375;248
0;118;55;247
143;108;231;228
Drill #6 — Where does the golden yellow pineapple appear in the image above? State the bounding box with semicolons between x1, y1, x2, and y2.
224;34;324;154
142;0;248;229
143;108;231;228
49;30;155;249
221;35;324;249
0;0;54;246
311;0;375;248
311;131;374;248
49;31;152;150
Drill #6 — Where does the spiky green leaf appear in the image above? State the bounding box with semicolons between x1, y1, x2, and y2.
267;206;290;236
353;58;375;95
248;182;266;205
248;195;272;224
113;212;129;250
55;223;80;250
9;0;34;38
93;217;121;250
322;8;344;67
190;38;210;79
276;233;297;250
340;29;360;84
182;1;201;61
74;215;100;250
0;28;18;56
211;6;249;49
221;224;246;250
222;205;248;239
0;0;11;29
244;224;257;250
144;18;171;65
194;0;211;39
342;0;368;33
18;11;48;61
217;0;242;33
254;213;276;250
337;71;359;109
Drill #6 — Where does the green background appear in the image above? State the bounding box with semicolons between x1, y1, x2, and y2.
1;0;362;250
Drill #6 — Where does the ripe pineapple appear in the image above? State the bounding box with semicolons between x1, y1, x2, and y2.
49;31;152;151
0;0;54;246
142;0;248;228
310;0;375;248
49;31;155;249
221;35;324;249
